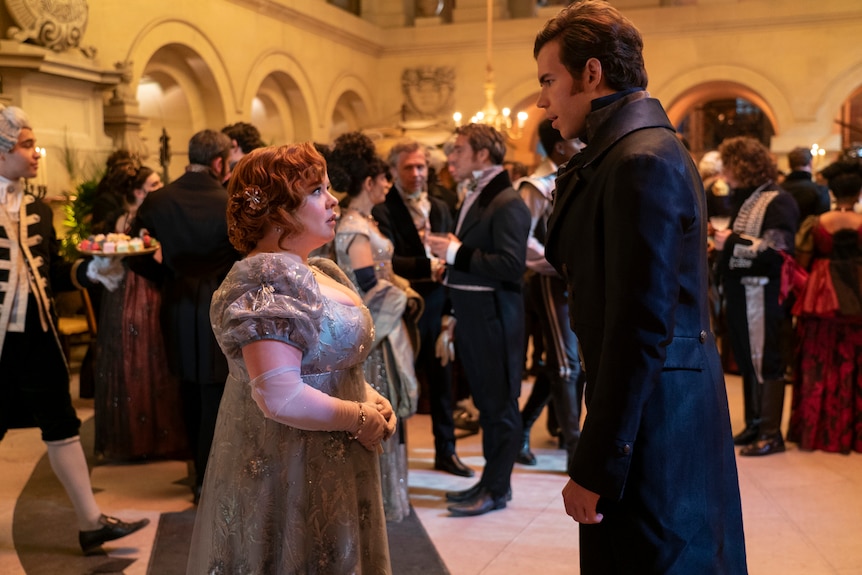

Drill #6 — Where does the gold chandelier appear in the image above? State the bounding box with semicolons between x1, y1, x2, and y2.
453;0;527;139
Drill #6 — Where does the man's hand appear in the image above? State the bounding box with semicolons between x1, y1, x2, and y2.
426;232;458;260
562;478;603;524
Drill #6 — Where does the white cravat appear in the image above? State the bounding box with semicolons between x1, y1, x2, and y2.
0;177;23;220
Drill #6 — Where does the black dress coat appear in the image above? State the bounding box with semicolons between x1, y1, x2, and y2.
131;170;240;386
446;170;530;496
1;192;92;438
546;94;747;574
372;187;453;295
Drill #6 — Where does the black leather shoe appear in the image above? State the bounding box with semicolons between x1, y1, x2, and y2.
733;426;760;446
435;453;475;477
445;482;483;503
446;483;512;503
739;435;786;457
79;515;150;555
516;445;537;465
448;489;507;517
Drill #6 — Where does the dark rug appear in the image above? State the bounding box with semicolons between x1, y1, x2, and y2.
13;417;449;574
151;504;449;575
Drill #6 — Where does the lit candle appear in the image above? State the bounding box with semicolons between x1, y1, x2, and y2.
453;112;462;127
41;146;48;190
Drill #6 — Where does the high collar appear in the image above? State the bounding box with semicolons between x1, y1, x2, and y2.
0;175;23;210
590;87;644;113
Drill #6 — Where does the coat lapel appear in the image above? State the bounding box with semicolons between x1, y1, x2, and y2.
386;190;424;251
457;171;511;238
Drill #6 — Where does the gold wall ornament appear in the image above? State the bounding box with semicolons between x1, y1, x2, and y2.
5;0;92;54
401;66;455;120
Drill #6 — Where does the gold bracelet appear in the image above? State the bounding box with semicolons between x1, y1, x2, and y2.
348;402;366;440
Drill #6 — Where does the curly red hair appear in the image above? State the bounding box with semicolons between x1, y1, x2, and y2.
227;143;326;255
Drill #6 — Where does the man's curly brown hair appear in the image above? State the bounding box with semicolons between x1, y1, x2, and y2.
718;136;778;189
227;143;326;255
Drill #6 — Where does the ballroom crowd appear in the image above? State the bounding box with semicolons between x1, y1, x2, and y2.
2;1;861;572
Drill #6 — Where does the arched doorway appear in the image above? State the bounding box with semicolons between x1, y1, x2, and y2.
136;43;226;181
667;81;777;158
250;72;314;146
330;90;369;141
839;85;862;158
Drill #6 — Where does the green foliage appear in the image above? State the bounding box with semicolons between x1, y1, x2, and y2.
59;177;100;262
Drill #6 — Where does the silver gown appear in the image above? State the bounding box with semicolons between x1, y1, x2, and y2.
334;211;418;523
186;254;391;574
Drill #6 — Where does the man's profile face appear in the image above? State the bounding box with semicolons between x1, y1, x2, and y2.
0;128;40;180
535;40;591;141
228;139;243;167
446;135;482;183
394;149;427;195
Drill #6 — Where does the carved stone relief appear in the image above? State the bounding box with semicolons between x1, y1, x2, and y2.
5;0;95;56
401;66;455;120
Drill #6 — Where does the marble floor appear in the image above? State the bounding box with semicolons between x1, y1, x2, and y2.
1;360;861;574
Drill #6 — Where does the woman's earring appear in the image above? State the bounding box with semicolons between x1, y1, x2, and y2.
275;227;282;233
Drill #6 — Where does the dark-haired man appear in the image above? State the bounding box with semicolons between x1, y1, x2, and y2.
221;122;264;183
515;120;584;470
132;129;240;502
533;1;747;572
782;146;830;224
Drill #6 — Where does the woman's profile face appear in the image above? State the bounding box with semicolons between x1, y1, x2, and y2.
142;172;163;193
369;173;391;206
295;176;338;247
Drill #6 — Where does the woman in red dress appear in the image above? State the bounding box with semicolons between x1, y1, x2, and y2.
789;160;862;453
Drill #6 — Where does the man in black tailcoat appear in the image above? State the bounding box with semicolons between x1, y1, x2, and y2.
131;129;240;502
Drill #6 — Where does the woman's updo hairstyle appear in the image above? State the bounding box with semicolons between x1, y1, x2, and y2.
227;143;327;255
121;165;155;205
820;160;862;202
327;132;388;207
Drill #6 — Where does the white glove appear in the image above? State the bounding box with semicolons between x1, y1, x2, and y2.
86;256;124;291
249;365;389;452
435;315;456;367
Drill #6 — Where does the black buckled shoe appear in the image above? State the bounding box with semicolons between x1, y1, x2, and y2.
434;453;475;477
79;515;150;555
447;489;507;517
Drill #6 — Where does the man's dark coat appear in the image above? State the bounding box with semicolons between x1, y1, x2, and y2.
546;94;747;574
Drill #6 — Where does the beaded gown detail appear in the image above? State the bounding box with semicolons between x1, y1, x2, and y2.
334;211;417;523
789;222;862;453
186;254;391;574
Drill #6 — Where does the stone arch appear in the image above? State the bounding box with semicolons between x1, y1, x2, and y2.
818;60;862;150
242;52;318;145
324;75;374;142
124;20;233;173
658;66;789;137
